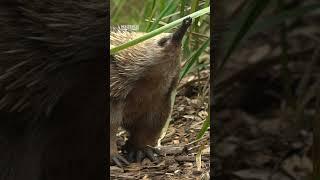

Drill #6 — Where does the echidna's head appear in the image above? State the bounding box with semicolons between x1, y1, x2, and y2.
111;17;192;67
153;17;193;51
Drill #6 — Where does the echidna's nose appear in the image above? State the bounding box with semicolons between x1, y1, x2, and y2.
171;17;192;44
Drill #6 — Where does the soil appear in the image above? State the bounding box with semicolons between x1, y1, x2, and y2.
110;75;210;180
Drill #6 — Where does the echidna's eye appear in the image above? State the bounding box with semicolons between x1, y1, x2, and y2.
158;37;169;47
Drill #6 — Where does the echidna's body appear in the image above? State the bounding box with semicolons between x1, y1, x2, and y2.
110;18;191;165
110;31;181;99
0;1;107;179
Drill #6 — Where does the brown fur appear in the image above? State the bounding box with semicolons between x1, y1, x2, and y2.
110;31;182;159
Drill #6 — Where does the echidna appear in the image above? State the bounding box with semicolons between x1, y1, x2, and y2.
110;17;192;166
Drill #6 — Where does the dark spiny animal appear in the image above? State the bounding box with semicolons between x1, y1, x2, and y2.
0;1;107;179
110;18;192;166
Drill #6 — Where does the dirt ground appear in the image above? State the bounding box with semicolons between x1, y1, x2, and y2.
110;70;210;179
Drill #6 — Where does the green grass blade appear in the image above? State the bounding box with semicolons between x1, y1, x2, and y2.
111;0;126;23
179;38;209;81
196;111;210;139
147;0;177;32
111;6;210;54
190;0;200;13
144;0;157;32
182;34;191;58
217;0;271;76
180;0;186;17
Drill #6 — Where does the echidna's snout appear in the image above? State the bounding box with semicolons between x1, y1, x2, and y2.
171;17;192;44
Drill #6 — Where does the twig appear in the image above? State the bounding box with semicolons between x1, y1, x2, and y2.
178;76;209;91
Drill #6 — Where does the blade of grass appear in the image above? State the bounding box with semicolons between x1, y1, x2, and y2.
217;0;271;76
144;0;157;32
111;6;210;54
198;0;210;28
190;0;201;93
179;38;210;81
158;89;177;146
196;144;204;171
111;0;126;22
147;0;177;32
110;0;120;16
191;0;200;14
161;2;207;20
196;111;210;139
180;0;186;17
182;34;191;58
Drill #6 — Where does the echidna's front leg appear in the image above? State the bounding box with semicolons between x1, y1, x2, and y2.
123;131;160;163
123;103;171;162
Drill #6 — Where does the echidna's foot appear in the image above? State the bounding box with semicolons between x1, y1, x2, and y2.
123;142;158;163
111;154;130;168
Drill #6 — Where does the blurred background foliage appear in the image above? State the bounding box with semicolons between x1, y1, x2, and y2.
214;0;320;179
